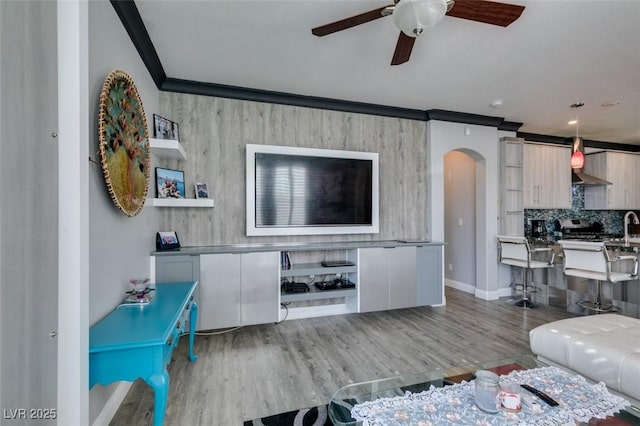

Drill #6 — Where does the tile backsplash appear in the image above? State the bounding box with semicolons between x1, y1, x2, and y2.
525;185;637;236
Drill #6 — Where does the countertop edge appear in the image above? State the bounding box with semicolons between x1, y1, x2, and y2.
151;240;445;256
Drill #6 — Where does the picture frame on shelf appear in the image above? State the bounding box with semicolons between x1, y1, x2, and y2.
156;231;181;251
195;182;209;199
153;114;180;141
155;167;185;199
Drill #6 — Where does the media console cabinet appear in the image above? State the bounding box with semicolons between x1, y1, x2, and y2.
151;240;445;331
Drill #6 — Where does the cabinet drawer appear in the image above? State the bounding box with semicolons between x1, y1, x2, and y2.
163;297;194;364
163;326;181;365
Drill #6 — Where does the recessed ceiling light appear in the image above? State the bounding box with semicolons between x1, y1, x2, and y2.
489;100;503;108
601;100;622;107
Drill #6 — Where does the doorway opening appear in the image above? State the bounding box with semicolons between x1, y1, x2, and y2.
444;149;486;294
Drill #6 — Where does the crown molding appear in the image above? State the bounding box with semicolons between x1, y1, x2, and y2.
517;132;639;152
109;0;166;88
162;78;427;121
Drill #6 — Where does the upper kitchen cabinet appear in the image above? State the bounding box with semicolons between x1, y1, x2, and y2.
523;143;572;209
584;151;640;210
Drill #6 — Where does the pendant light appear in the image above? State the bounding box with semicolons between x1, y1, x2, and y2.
570;102;585;169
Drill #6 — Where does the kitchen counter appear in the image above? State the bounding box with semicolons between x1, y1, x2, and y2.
516;239;640;318
532;239;640;259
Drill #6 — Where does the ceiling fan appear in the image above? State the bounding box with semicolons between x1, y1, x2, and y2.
311;0;525;65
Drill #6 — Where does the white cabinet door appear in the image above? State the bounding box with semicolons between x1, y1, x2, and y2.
523;144;571;208
359;247;417;312
388;247;417;309
199;254;242;330
240;251;280;325
200;252;280;329
359;248;391;312
416;245;444;306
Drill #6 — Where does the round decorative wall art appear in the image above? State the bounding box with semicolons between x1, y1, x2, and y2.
98;69;150;217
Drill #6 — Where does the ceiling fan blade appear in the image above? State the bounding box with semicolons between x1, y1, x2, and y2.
312;5;393;36
447;0;525;27
391;32;416;66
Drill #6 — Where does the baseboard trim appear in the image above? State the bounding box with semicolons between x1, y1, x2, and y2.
498;286;513;298
91;381;132;426
446;279;511;301
474;288;501;301
445;279;475;294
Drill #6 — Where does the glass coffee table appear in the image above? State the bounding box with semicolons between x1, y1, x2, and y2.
328;355;640;425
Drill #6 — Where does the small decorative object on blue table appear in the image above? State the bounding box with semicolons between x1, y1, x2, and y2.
125;278;154;304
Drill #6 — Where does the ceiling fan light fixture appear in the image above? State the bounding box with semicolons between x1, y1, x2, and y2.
393;0;447;37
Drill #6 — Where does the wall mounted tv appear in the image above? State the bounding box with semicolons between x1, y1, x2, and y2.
246;144;379;236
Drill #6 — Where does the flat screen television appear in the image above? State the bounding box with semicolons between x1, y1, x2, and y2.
246;144;379;236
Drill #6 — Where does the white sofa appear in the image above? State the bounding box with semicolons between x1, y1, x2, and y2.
529;314;640;405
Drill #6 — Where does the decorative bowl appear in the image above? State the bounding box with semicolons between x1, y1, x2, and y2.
129;278;150;293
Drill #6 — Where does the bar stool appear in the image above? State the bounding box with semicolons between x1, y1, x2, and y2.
497;235;555;308
558;240;639;313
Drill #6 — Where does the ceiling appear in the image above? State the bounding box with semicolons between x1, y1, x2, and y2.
131;0;640;147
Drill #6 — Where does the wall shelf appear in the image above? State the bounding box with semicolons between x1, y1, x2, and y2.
151;198;214;208
150;138;186;161
281;262;357;278
281;286;356;303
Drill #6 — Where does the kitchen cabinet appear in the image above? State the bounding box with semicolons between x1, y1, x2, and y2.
198;251;279;330
584;151;640;210
499;137;524;236
359;246;417;312
523;143;572;209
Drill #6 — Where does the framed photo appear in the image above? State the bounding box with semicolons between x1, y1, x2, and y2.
153;114;180;141
195;182;209;199
155;167;185;198
156;231;181;251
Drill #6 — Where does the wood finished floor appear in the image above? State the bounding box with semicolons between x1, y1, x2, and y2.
109;287;575;425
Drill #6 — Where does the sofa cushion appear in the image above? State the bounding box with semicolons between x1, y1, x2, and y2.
529;314;640;402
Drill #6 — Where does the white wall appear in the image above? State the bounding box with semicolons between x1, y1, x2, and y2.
428;121;506;299
87;1;159;423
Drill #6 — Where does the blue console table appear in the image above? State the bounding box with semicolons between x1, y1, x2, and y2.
90;281;198;426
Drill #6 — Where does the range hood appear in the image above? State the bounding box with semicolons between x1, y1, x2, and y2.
572;170;612;186
571;137;612;186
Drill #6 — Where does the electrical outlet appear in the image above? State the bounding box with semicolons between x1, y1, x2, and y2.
448;263;453;272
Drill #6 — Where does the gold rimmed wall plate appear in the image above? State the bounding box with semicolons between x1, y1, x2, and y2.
98;69;150;217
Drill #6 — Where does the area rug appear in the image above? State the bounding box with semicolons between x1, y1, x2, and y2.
243;405;333;426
